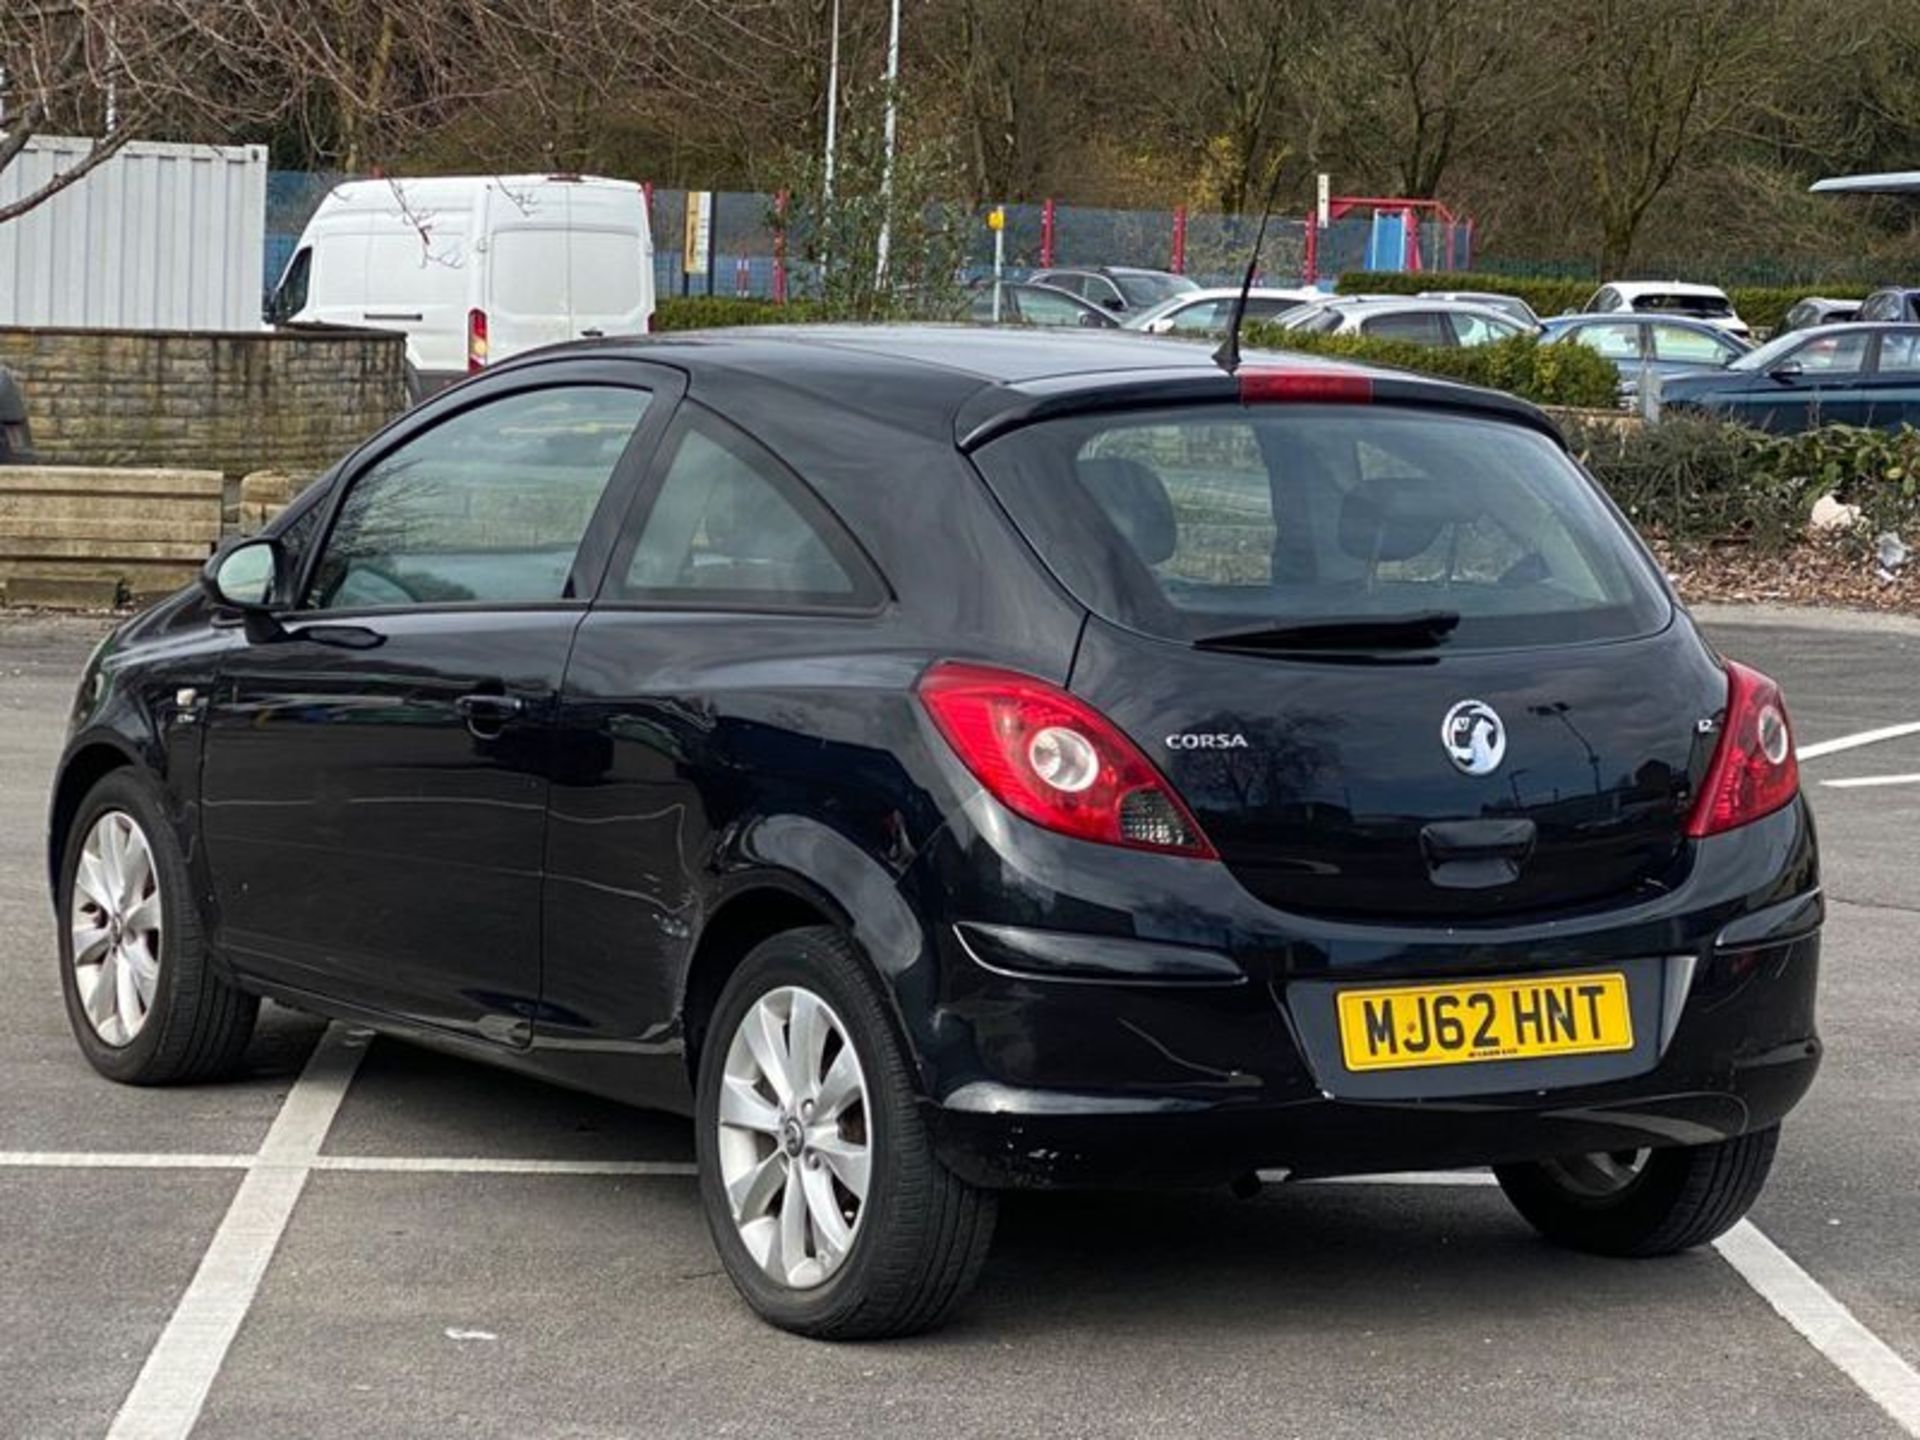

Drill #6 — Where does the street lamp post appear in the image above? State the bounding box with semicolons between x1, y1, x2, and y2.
874;0;902;285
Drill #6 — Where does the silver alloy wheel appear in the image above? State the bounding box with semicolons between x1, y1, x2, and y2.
716;985;872;1289
69;810;163;1047
1540;1148;1652;1199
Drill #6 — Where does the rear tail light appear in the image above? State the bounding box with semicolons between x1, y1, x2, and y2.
917;661;1217;859
467;308;490;372
1686;660;1799;838
1237;368;1372;404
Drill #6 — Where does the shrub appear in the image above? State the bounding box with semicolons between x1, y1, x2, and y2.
653;296;824;331
1242;322;1621;409
1564;414;1920;552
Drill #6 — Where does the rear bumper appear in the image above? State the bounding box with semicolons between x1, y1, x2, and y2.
906;794;1822;1189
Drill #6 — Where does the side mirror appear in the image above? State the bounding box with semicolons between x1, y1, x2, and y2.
201;538;286;641
1768;361;1803;383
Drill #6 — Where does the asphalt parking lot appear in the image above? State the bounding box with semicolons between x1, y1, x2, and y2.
2;605;1916;1440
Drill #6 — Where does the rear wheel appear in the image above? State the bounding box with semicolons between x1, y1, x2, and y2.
694;926;996;1339
1495;1126;1779;1257
58;770;258;1085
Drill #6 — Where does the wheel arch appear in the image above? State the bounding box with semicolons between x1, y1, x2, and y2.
47;737;141;897
681;816;935;1095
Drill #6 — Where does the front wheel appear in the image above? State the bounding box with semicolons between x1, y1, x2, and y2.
1495;1126;1779;1257
58;769;258;1084
694;927;996;1339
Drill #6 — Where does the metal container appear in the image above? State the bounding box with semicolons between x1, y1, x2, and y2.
0;137;268;331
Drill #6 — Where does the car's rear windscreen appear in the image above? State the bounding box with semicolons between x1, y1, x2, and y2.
971;404;1671;651
1630;293;1734;318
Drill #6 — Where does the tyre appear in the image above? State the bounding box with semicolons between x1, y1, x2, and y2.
1494;1127;1780;1257
694;926;997;1339
57;769;258;1085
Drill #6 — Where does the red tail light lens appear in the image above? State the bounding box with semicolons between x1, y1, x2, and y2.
1237;369;1372;404
917;662;1217;859
466;308;490;372
1686;660;1799;838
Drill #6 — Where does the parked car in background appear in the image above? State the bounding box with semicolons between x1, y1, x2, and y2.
0;365;36;463
1540;314;1751;406
1124;286;1322;335
1651;322;1920;431
1580;281;1750;340
1779;297;1862;333
1279;296;1532;348
1856;287;1920;323
1419;290;1542;329
51;327;1820;1342
267;174;656;397
1026;265;1198;313
968;282;1120;329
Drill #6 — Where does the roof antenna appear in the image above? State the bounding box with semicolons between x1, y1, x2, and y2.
1213;159;1290;375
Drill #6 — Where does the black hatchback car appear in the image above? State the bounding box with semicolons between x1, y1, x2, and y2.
50;328;1820;1339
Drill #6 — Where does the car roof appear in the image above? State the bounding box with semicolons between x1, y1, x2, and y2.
1037;265;1182;279
500;324;1560;449
1603;280;1730;299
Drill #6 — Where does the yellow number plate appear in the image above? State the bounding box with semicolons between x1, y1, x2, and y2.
1336;972;1633;1073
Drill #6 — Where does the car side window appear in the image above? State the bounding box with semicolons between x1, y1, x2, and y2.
610;409;883;609
1363;311;1449;346
1792;332;1871;373
1861;293;1893;321
1876;332;1920;372
1570;323;1642;361
1650;324;1730;363
1017;287;1093;327
1167;299;1227;333
1588;288;1617;313
304;385;651;610
1448;311;1517;347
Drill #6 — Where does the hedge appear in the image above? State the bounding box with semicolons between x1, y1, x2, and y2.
1242;321;1621;408
1335;271;1876;334
653;296;826;330
1568;414;1920;552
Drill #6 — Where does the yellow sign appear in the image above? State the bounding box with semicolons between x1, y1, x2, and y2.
1336;971;1633;1073
683;191;713;276
987;206;1005;232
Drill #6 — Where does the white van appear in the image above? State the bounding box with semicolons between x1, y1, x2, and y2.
267;174;656;395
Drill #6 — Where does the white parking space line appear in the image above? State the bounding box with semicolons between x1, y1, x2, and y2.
0;1152;249;1169
1822;773;1920;789
104;1026;369;1440
1799;722;1920;762
11;1091;1912;1437
309;1155;698;1176
1717;1221;1920;1437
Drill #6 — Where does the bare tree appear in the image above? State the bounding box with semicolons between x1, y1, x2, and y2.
1544;0;1789;273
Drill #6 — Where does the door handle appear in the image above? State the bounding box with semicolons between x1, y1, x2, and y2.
455;693;527;721
579;327;605;337
364;310;424;322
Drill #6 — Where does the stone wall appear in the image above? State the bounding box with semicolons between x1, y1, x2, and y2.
0;325;407;482
0;466;224;605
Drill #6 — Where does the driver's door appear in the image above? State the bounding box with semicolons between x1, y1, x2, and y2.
200;363;678;1043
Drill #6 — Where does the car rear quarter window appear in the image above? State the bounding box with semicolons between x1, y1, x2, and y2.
607;408;883;611
972;405;1670;651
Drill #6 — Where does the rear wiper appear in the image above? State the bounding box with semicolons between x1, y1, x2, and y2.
1192;610;1461;653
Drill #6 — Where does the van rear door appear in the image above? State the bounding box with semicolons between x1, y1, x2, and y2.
484;182;574;362
565;184;654;340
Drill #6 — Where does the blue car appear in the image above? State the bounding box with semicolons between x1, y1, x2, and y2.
1540;314;1750;406
1653;322;1920;432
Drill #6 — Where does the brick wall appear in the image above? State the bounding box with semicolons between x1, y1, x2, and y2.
0;325;408;481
